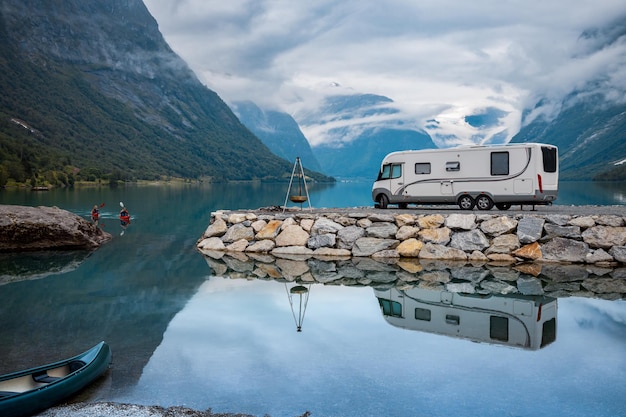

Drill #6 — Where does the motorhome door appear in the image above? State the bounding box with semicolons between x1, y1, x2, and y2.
381;162;405;196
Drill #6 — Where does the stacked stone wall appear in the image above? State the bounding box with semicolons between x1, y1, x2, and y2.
197;210;626;266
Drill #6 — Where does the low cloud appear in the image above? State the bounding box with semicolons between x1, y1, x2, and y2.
144;0;626;147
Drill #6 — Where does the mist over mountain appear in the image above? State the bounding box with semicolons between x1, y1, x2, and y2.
512;17;626;181
296;93;436;179
255;16;626;181
0;0;327;185
512;94;626;180
230;101;322;172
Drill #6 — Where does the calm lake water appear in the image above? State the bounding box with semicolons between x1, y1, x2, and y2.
0;181;625;417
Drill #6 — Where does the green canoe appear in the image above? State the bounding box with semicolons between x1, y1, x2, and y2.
0;341;111;417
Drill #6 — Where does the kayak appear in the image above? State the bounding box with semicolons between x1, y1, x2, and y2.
0;341;111;417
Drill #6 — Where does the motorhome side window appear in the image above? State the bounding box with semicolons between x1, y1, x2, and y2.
415;308;431;321
490;152;509;175
445;161;460;172
541;146;558;173
490;316;509;341
415;163;431;175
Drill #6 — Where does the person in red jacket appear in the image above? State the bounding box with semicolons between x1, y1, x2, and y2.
119;207;130;226
91;205;100;226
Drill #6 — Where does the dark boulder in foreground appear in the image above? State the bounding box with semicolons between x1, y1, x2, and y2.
0;205;112;252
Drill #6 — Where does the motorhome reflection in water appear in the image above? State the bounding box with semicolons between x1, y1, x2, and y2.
372;143;558;210
374;287;557;350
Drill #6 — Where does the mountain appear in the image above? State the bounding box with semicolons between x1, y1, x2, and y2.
0;0;330;186
512;95;626;180
230;101;322;172
511;17;626;181
296;93;436;179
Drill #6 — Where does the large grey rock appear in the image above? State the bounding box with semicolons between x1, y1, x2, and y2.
418;227;451;245
0;205;112;251
197;237;226;251
275;224;310;247
543;224;581;240
544;214;570;226
609;246;626;263
245;239;275;253
485;234;520;254
227;213;248;224
595;215;624;227
568;216;595;228
516;216;545;244
310;217;344;235
445;213;477;230
352;237;398;257
394;213;416;227
366;222;398;239
225;239;249;252
307;233;336;249
337;226;365;250
419;243;467;261
222;223;254;243
203;217;228;238
480;216;518;236
586;248;614;264
368;213;396;223
582;226;626;249
541;237;589;263
396;225;420;240
450;229;489;252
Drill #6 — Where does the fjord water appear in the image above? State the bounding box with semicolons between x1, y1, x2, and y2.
0;181;625;417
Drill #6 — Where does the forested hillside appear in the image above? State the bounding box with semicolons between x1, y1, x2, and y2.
0;0;331;187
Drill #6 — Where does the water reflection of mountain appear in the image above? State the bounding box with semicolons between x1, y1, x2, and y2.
375;287;557;350
0;245;208;398
199;250;626;300
0;250;93;285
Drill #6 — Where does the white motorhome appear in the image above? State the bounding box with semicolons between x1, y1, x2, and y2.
374;287;557;350
372;143;558;210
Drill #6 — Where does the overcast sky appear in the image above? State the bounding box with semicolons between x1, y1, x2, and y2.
143;0;626;147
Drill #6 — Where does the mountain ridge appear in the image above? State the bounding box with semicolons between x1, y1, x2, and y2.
0;0;332;186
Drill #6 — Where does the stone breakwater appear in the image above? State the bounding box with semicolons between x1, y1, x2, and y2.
198;210;626;266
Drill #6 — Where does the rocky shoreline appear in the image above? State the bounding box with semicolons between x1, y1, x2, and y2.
198;208;626;267
37;402;264;417
0;205;111;252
